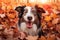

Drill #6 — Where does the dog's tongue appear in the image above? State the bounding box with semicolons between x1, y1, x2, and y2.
26;22;32;29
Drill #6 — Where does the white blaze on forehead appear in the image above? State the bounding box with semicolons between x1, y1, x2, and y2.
24;6;35;22
25;6;31;13
24;6;32;16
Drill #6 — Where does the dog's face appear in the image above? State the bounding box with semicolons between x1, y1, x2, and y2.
23;6;37;22
15;5;45;28
15;5;45;36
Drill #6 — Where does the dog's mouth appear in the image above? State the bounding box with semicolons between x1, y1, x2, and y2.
26;21;33;29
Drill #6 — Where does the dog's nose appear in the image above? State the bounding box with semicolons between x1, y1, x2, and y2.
27;16;32;20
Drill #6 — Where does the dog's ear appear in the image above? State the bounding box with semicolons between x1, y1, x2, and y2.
15;6;26;18
35;5;45;13
15;6;26;13
35;5;45;20
15;6;21;12
15;6;26;26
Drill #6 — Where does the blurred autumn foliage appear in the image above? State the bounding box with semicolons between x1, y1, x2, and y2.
0;0;60;10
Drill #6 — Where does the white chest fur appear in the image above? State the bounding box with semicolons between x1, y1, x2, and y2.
20;22;37;36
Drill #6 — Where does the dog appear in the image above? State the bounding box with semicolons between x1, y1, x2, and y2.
15;5;45;37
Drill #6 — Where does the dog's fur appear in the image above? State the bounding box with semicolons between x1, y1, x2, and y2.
15;5;45;37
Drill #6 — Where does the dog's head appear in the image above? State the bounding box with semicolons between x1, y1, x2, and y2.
15;5;45;28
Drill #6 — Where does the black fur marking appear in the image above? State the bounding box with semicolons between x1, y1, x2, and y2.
15;6;26;18
35;5;45;28
35;5;45;37
15;6;26;26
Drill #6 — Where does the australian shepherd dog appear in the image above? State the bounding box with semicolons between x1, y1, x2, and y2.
15;5;45;37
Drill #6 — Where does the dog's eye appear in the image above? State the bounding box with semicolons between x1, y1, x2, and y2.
24;9;28;13
32;10;36;13
31;9;36;13
23;10;28;16
31;10;36;15
24;11;27;13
